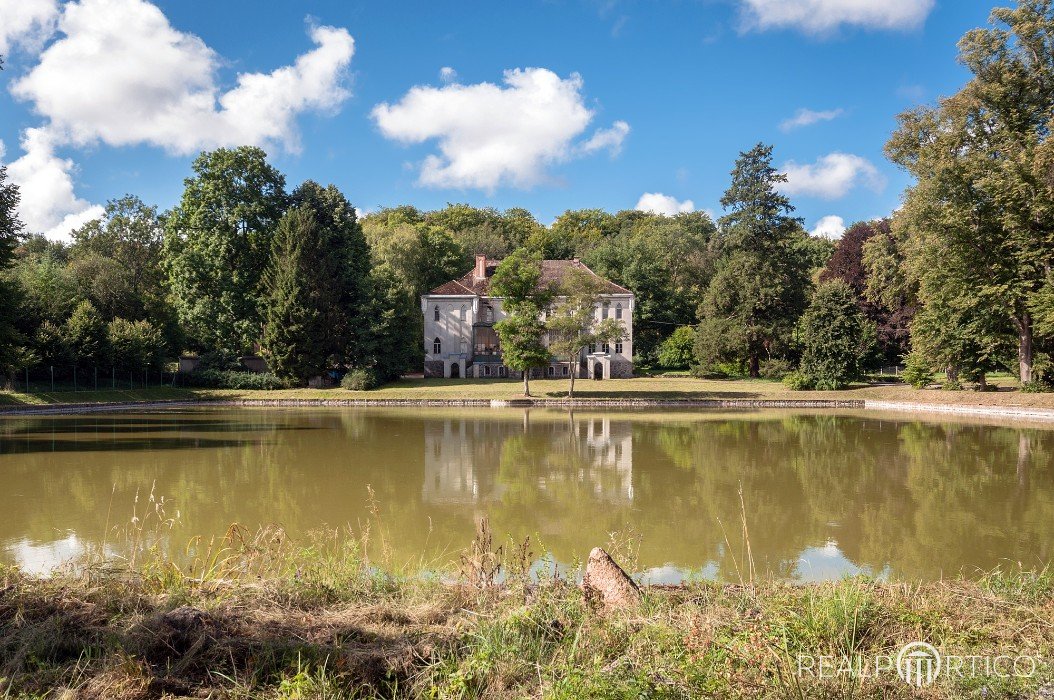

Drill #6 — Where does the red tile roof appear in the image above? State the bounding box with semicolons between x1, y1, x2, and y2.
426;258;631;296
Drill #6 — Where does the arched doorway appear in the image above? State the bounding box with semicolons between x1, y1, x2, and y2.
593;362;603;380
450;362;460;378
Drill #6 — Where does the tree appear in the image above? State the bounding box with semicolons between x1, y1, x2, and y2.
490;249;552;396
546;268;624;398
0;162;25;378
261;208;326;382
695;144;811;377
163;147;288;355
360;264;419;382
797;281;876;390
64;300;108;368
289;181;371;368
108;318;164;372
886;0;1054;383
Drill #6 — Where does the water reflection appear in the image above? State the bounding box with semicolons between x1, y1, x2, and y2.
0;408;1052;581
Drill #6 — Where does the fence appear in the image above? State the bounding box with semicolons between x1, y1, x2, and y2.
7;365;178;393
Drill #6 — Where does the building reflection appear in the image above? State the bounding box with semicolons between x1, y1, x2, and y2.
422;413;634;505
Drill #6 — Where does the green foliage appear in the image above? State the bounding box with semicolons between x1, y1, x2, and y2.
64;300;109;367
902;352;934;389
261;208;326;383
163;147;288;355
547;268;626;397
886;1;1054;383
759;357;794;380
0;163;25;374
490;250;552;395
33;320;70;368
782;371;810;390
797;280;876;390
185;369;291;390
696;144;811;377
1020;380;1053;393
360;265;419;382
657;326;696;369
340;368;380;391
107;318;164;372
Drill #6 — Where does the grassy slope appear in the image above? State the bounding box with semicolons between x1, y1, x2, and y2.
5;375;1054;409
2;556;1051;699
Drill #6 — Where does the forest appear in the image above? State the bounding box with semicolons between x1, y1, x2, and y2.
1;0;1053;393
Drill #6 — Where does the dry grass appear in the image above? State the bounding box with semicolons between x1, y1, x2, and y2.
2;522;1052;699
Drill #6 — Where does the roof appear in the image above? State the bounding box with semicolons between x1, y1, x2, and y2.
426;258;632;297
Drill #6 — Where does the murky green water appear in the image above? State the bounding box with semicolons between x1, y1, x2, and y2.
1;407;1051;581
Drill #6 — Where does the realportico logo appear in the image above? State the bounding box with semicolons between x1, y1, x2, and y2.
896;642;941;687
797;641;1044;687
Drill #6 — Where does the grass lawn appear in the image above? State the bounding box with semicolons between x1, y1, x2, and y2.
4;375;1054;409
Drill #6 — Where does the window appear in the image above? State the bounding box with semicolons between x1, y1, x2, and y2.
459;305;466;321
433;337;441;355
562;365;568;376
615;303;623;320
547;366;555;376
615;341;623;354
588;343;596;354
602;302;610;319
484;365;491;377
434;306;440;321
602;343;610;354
499;366;507;378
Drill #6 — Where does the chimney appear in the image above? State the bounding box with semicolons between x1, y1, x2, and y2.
474;254;487;281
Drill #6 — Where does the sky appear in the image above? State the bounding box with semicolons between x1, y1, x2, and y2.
0;0;998;240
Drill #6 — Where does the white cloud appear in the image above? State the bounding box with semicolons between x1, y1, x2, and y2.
738;0;934;34
780;107;844;132
779;152;885;199
578;120;629;156
635;192;695;216
10;0;355;154
0;0;59;55
439;66;457;83
4;128;104;239
810;215;845;239
371;67;627;190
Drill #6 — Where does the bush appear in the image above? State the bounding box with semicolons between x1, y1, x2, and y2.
782;371;811;391
657;326;697;369
901;352;933;389
108;318;165;372
942;379;964;391
341;368;379;391
1021;380;1053;393
759;358;794;380
184;369;291;390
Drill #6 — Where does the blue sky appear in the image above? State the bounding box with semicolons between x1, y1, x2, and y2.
0;0;996;239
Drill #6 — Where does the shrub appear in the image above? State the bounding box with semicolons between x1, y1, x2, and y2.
341;368;379;391
797;280;875;390
782;371;811;390
1021;380;1053;393
657;327;697;369
107;318;165;372
759;358;794;380
942;379;964;391
901;353;934;389
184;369;291;390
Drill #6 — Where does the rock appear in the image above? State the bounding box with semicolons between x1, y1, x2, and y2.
582;547;640;609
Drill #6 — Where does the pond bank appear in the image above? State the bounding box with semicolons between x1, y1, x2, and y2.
2;558;1052;698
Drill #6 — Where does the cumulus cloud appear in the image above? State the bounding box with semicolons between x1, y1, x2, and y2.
810;215;846;239
0;0;59;55
4;128;104;239
780;107;844;132
635;192;694;216
779;152;885;199
371;68;627;190
738;0;934;34
579;120;630;156
11;0;354;154
439;66;457;83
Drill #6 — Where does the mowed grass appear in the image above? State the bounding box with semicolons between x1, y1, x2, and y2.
4;375;1054;409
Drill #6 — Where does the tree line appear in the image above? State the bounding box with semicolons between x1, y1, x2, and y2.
0;0;1052;392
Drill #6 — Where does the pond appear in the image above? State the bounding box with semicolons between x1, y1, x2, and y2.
1;407;1052;582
